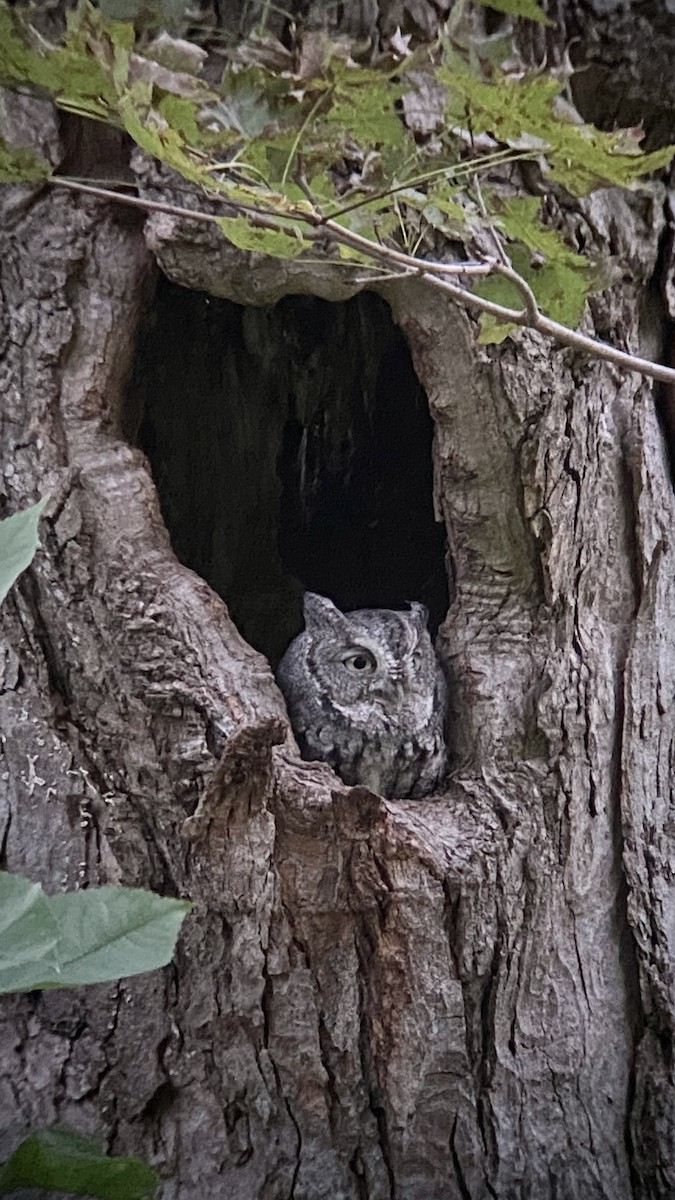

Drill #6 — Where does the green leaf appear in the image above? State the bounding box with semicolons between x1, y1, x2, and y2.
493;195;568;256
0;4;122;117
156;93;202;144
474;261;588;345
118;86;208;184
514;250;586;326
493;197;594;325
335;242;369;262
0;1128;158;1200
0;7;54;89
211;70;284;139
0;873;60;995
254;131;304;186
473;273;520;344
474;234;593;345
0;874;191;994
47;886;192;987
441;66;675;194
475;0;554;24
0;137;51;182
324;66;405;150
217;214;306;259
477;317;517;345
0;496;48;607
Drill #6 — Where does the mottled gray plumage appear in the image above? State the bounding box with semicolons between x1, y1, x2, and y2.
277;593;448;799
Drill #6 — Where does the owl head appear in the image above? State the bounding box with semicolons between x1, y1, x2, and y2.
302;592;436;708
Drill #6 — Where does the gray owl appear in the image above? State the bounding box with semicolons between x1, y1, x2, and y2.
277;593;448;799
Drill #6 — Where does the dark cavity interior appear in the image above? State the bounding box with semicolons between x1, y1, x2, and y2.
128;280;448;664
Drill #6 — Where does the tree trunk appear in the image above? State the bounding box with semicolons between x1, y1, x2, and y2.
2;5;675;1199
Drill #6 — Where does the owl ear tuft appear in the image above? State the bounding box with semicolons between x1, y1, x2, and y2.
408;601;429;628
303;592;346;630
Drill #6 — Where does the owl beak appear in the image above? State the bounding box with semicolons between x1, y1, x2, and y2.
373;679;405;705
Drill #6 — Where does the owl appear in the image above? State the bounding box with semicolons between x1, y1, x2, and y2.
276;593;448;799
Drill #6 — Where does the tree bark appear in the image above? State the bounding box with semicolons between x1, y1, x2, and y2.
2;5;675;1199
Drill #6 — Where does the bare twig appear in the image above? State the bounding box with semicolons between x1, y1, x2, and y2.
351;268;415;283
493;261;540;325
280;90;328;186
48;175;675;387
325;147;531;224
51;175;494;277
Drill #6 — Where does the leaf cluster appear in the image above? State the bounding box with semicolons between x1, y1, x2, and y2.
0;0;673;340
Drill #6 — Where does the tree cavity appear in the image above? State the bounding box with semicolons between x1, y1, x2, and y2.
126;279;448;664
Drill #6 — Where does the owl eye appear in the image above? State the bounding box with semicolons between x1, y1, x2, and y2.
342;650;376;674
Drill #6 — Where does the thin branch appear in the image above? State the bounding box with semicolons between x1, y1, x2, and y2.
281;90;328;186
493;261;540;325
48;175;675;387
352;270;414;283
418;271;523;323
51;175;494;278
315;211;494;278
325;147;534;224
52;175;303;239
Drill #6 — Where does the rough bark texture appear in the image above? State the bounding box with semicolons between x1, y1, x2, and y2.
2;3;675;1199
